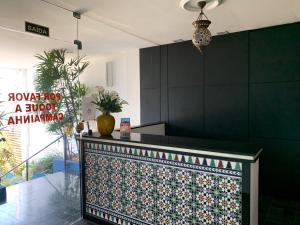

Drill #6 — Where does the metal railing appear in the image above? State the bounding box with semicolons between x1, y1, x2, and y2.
0;135;64;184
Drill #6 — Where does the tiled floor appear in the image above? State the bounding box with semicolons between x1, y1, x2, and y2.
0;172;81;225
0;172;299;225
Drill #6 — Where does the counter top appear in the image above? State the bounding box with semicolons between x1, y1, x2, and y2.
78;132;262;161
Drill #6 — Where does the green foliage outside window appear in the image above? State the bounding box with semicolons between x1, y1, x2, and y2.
30;152;61;174
0;102;16;177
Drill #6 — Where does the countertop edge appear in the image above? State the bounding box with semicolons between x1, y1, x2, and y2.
77;136;262;162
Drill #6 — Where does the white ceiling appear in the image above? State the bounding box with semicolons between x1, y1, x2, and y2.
0;0;299;67
47;0;300;44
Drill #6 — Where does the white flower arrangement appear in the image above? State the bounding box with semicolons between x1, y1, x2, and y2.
91;86;128;115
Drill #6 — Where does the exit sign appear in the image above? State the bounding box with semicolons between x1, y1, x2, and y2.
25;21;49;37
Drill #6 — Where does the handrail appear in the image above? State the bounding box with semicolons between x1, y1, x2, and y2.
0;135;63;181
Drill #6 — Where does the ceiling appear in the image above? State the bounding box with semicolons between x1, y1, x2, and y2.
0;0;299;67
45;0;300;44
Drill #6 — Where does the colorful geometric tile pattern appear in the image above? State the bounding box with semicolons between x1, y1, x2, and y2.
84;142;243;225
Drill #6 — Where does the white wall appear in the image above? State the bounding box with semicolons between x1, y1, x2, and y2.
80;49;140;130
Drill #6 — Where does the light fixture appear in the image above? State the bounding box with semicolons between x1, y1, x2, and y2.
192;1;212;53
180;0;222;11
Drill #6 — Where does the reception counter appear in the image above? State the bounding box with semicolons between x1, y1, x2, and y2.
78;132;262;225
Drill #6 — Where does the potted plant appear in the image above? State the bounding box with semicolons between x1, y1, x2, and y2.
35;49;89;160
35;49;89;134
92;86;127;136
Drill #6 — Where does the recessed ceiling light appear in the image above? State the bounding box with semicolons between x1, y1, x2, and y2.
180;0;222;12
173;39;185;43
216;31;230;35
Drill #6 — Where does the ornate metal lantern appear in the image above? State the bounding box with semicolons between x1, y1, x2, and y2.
192;1;212;53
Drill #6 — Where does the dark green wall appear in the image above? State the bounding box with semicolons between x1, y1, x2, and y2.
140;22;300;199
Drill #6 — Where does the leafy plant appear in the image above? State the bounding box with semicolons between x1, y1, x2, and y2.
0;102;16;176
91;86;128;115
31;153;61;174
0;101;8;134
35;49;89;134
1;176;23;187
0;132;16;177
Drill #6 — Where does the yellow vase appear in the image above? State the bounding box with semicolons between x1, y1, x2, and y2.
96;113;115;136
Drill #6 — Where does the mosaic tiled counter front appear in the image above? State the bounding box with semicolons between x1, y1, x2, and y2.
79;134;261;225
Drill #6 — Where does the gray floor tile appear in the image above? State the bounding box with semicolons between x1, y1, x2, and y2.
0;172;81;225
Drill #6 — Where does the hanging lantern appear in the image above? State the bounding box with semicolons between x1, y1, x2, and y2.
192;1;212;53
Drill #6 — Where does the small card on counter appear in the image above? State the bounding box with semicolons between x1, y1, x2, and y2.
120;118;130;138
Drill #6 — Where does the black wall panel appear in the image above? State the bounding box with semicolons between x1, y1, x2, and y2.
140;88;160;124
250;23;300;83
250;82;300;140
205;32;249;86
289;148;300;200
168;86;204;137
160;46;169;122
140;46;161;124
140;46;161;89
204;31;249;140
205;85;248;140
167;41;204;87
166;41;204;137
140;22;300;199
251;138;300;200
